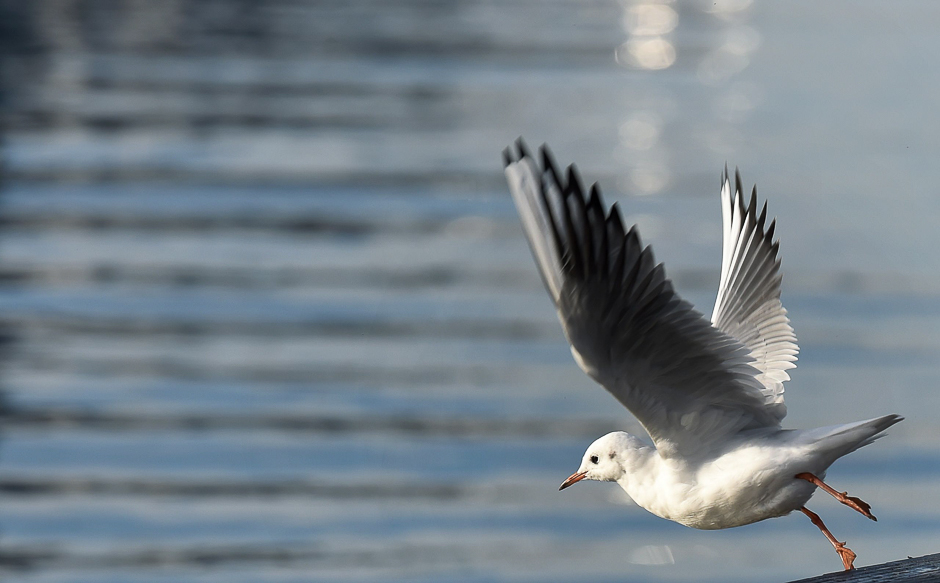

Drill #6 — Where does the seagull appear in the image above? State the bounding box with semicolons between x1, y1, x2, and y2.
502;138;902;571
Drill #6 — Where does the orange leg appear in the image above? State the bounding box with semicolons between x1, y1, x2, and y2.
795;472;876;521
801;507;856;571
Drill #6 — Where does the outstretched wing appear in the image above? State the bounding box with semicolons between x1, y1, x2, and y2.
503;139;781;459
711;169;798;422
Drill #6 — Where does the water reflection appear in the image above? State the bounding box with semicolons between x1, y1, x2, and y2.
616;2;678;70
629;544;676;565
619;111;663;151
698;26;762;86
615;0;765;192
615;0;680;195
616;36;677;70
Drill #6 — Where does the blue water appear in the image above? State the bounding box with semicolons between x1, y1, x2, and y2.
1;1;939;581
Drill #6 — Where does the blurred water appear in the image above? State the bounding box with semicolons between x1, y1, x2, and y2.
1;1;939;581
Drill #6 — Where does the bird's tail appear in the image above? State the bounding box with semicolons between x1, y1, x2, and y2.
801;414;903;465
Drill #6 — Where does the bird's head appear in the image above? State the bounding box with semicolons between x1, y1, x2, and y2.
559;431;647;490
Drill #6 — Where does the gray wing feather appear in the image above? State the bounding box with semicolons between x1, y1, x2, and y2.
504;140;782;458
711;168;798;422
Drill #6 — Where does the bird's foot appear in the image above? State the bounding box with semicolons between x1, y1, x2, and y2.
839;493;876;521
801;506;858;571
795;473;877;521
835;541;857;571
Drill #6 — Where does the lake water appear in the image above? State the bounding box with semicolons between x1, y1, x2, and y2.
1;1;939;581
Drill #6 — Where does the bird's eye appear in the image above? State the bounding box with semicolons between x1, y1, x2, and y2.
590;455;598;464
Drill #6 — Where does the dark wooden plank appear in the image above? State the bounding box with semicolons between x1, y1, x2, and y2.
790;553;940;583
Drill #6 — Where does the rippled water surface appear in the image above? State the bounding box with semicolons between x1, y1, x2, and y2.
1;1;939;581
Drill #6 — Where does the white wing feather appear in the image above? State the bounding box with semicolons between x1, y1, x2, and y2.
504;140;783;459
711;169;798;422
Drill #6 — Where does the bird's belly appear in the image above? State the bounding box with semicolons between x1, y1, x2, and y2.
674;478;816;530
630;452;819;530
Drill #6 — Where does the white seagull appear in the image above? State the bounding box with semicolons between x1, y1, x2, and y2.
502;139;902;571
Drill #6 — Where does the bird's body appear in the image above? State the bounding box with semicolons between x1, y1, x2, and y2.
502;138;902;570
593;416;895;530
609;429;816;530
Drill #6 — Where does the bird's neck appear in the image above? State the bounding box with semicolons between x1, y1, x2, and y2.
615;446;666;505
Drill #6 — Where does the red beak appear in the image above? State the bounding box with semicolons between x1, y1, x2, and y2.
559;471;587;491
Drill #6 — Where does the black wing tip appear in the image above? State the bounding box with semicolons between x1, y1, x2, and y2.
724;166;771;218
747;184;758;220
757;198;768;228
504;138;565;183
625;224;642;247
503;137;528;166
540;145;562;186
565;164;585;198
588;182;604;211
609;200;622;218
514;137;533;160
504;142;645;285
606;202;626;236
502;147;513;168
